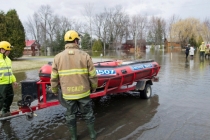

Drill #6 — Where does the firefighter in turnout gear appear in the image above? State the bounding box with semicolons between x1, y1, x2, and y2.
50;30;98;140
0;41;18;117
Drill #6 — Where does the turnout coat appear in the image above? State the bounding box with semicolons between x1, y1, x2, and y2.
50;43;98;100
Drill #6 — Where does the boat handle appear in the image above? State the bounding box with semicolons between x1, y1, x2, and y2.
121;69;127;74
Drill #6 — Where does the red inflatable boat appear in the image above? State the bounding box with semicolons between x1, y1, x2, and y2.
0;59;160;121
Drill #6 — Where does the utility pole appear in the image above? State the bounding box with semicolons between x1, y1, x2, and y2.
135;31;137;59
104;42;106;56
90;22;92;48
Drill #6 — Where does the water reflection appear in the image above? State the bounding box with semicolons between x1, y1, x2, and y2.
11;69;40;112
93;94;159;140
189;59;194;70
185;59;189;68
0;94;159;140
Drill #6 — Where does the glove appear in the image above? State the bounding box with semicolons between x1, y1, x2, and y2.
51;87;58;96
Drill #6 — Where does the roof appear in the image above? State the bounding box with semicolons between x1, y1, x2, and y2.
164;38;179;43
25;40;36;46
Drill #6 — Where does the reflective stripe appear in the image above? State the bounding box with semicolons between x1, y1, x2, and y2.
58;69;88;76
63;90;90;100
0;72;12;76
89;69;97;77
3;72;12;76
0;67;11;70
51;72;58;78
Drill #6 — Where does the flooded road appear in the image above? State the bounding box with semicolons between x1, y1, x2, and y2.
1;49;210;140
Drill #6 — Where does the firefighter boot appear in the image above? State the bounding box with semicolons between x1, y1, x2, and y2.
87;123;97;140
69;127;77;140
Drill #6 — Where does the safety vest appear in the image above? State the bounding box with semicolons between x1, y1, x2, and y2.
0;53;16;84
199;45;206;52
50;43;98;100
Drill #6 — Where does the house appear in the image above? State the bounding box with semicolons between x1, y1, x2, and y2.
24;40;41;56
121;39;146;51
164;38;182;51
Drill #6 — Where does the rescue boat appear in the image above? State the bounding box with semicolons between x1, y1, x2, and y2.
0;59;160;121
39;60;160;89
94;60;160;89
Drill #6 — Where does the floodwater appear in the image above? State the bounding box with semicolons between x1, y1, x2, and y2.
1;48;210;140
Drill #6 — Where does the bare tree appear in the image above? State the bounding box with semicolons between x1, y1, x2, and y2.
106;6;128;50
25;4;84;55
94;12;109;54
167;15;180;40
203;18;210;43
83;3;94;48
25;13;42;42
36;5;53;55
129;14;148;49
129;15;138;42
147;16;166;46
54;16;72;36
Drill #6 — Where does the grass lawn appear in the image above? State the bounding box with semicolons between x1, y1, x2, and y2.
12;60;49;73
11;55;113;73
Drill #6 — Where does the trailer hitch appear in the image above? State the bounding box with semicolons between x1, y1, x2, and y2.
25;105;35;121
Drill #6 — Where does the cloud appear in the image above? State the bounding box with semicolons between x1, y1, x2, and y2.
0;0;210;23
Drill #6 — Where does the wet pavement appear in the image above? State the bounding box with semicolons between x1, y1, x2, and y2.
1;49;210;140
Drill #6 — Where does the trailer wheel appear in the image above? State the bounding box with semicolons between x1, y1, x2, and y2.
23;95;33;106
140;84;152;99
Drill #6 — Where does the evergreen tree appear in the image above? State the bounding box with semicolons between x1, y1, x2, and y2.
5;9;25;59
0;11;6;41
81;33;91;50
189;35;197;47
92;39;103;51
147;30;154;45
52;30;65;54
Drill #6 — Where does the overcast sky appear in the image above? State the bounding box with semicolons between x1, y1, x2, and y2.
0;0;210;23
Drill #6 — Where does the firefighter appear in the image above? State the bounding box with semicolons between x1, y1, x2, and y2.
50;30;98;140
0;41;18;117
199;42;206;59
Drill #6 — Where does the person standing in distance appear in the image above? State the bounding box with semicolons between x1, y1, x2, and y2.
50;30;98;140
199;42;206;59
0;41;18;117
185;44;190;59
189;45;195;59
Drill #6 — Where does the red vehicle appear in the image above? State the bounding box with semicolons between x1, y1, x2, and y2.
0;60;160;121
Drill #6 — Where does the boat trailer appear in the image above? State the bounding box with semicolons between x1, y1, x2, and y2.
0;59;160;121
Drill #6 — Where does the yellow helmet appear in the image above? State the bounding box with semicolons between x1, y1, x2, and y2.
0;41;12;50
64;30;80;42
